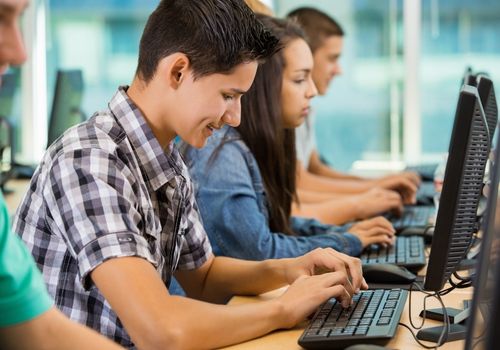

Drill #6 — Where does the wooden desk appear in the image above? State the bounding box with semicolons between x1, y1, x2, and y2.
4;179;30;215
223;287;471;350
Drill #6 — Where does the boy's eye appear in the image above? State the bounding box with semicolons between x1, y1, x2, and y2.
222;94;234;101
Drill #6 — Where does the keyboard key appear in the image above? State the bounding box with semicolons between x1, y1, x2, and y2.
377;317;391;325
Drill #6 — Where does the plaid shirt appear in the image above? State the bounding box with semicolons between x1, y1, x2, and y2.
13;86;212;348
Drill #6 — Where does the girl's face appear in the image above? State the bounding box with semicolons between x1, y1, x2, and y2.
281;38;317;129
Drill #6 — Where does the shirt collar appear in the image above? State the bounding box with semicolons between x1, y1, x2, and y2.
108;86;184;191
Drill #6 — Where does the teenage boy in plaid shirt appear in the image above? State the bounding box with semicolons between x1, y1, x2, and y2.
14;1;367;348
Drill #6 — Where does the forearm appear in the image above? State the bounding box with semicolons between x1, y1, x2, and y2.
296;188;347;204
158;295;286;349
310;161;361;181
200;257;288;302
93;257;288;350
297;165;368;194
0;307;123;350
292;197;360;225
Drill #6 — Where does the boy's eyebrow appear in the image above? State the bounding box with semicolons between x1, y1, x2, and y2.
294;68;311;73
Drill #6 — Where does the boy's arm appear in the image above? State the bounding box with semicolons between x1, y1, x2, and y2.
92;250;365;350
0;308;124;350
175;248;364;303
299;153;418;204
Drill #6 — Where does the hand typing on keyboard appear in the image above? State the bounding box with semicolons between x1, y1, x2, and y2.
350;188;404;219
372;171;420;205
276;248;368;328
348;217;396;248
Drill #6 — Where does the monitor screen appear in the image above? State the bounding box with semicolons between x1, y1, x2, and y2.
47;69;85;147
465;123;500;350
424;85;490;292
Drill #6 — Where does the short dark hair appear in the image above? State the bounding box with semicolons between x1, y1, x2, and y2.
136;0;279;82
287;7;344;53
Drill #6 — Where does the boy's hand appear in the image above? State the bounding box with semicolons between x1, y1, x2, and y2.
275;272;354;328
348;216;396;248
375;173;420;205
282;248;367;295
352;188;404;219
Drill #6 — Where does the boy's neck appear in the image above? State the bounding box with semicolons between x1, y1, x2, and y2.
127;78;176;149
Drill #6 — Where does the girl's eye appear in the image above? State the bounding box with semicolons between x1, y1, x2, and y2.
223;94;234;101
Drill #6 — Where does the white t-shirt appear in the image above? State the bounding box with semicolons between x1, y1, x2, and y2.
295;111;317;169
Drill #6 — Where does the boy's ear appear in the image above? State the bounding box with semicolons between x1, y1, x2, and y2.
168;54;190;89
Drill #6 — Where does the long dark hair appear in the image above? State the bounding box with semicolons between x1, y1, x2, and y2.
237;15;306;235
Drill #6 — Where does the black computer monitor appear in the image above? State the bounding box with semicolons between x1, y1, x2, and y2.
464;125;500;350
47;69;85;147
424;85;490;292
463;66;476;86
476;75;498;146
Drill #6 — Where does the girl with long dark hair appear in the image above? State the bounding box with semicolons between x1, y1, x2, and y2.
181;15;396;260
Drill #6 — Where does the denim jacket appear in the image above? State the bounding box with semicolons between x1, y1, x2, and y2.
181;126;362;260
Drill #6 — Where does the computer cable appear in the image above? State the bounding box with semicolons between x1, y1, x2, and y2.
448;273;473;289
397;282;450;349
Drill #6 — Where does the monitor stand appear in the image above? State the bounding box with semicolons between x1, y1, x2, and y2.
416;303;470;343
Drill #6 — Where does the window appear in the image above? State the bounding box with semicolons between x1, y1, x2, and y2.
275;0;500;171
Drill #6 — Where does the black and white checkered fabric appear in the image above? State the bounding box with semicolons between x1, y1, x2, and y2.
13;86;212;348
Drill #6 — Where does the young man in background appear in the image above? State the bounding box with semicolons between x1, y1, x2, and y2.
288;7;421;225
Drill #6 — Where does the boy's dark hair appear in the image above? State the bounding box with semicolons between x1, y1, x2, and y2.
136;0;279;82
287;7;344;53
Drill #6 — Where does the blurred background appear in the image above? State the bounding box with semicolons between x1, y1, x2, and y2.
4;0;500;172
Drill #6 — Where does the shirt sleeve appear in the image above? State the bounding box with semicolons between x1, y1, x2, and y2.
43;148;157;290
189;140;362;260
0;192;53;327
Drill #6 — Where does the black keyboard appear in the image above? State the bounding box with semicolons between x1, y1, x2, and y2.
388;206;435;231
360;236;426;270
299;289;408;349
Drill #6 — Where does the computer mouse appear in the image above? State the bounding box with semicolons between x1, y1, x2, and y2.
362;264;417;284
416;194;434;206
344;344;390;350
